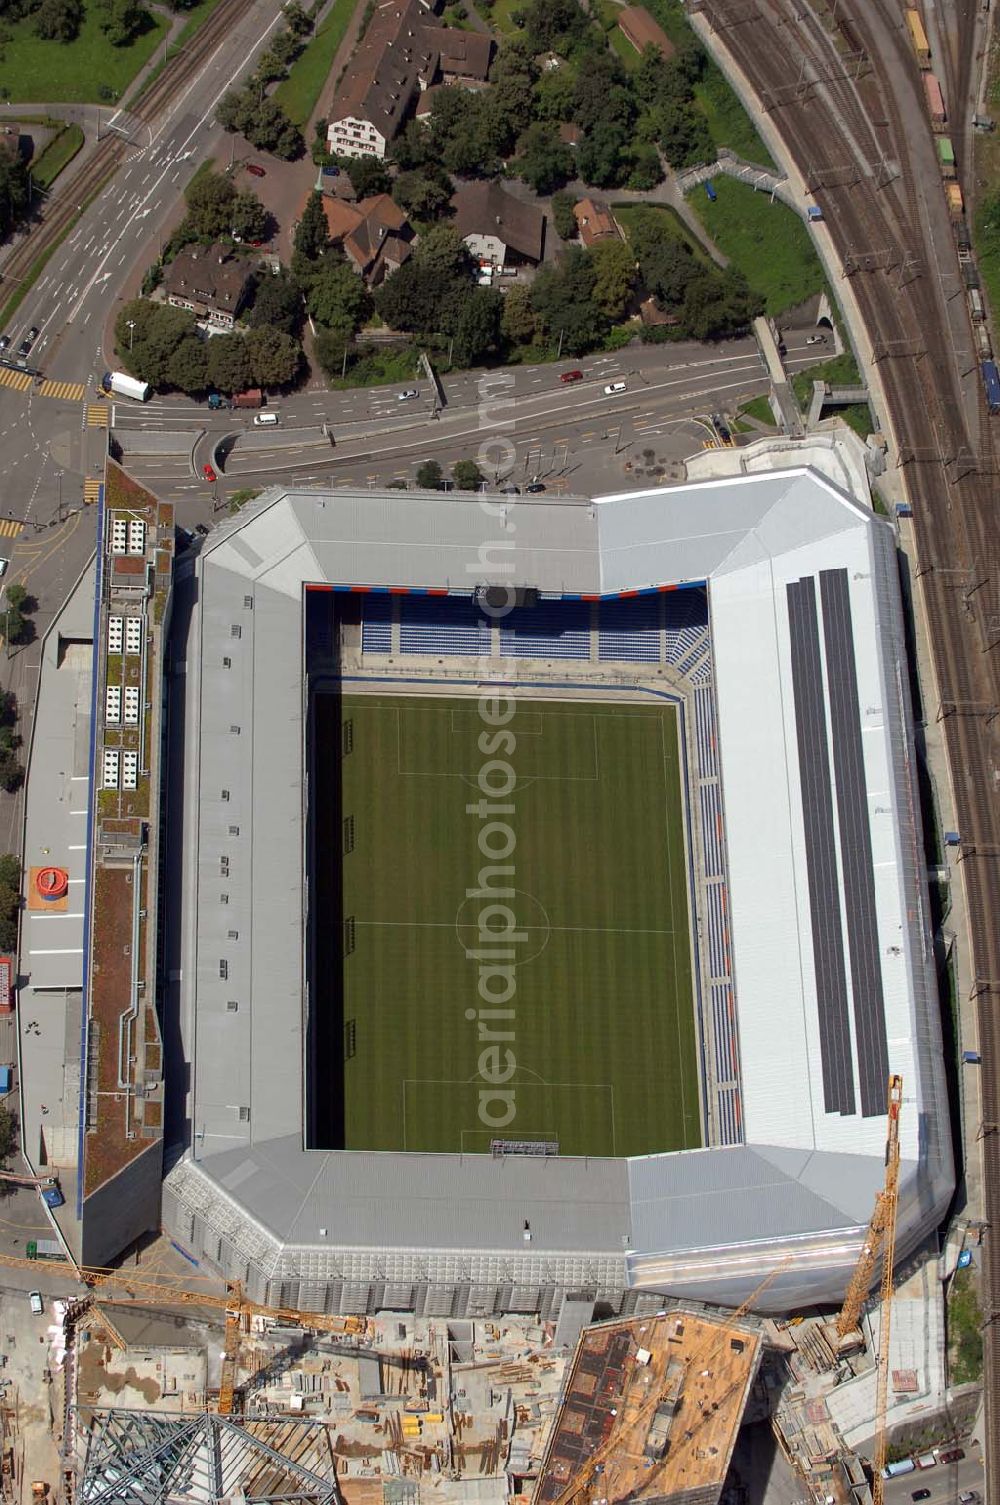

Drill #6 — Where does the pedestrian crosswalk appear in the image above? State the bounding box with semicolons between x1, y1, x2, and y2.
0;367;33;393
38;378;86;403
86;403;109;427
0;519;22;539
83;478;103;506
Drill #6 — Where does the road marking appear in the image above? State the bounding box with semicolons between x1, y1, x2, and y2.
0;369;33;393
37;379;86;403
86;403;110;427
0;520;21;539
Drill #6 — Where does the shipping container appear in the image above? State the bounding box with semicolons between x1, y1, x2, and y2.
26;1238;63;1261
233;389;264;409
906;8;931;66
946;181;964;215
0;1066;10;1095
969;288;985;321
937;135;956;176
924;72;946;124
976;324;992;358
0;954;13;1015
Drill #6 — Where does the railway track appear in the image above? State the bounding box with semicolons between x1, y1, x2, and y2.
699;0;1000;1492
0;0;259;297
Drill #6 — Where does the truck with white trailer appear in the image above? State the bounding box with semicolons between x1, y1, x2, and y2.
102;371;151;402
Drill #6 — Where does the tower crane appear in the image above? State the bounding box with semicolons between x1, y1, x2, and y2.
833;1073;903;1505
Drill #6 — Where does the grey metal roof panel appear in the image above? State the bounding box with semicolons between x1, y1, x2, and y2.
627;1145;862;1251
199;1136;631;1252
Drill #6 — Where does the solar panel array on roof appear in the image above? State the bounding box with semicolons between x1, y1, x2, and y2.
787;576;855;1117
819;569;890;1117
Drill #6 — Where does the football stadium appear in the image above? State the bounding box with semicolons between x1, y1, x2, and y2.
163;451;953;1318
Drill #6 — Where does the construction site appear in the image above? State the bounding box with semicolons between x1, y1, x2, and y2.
0;1073;978;1505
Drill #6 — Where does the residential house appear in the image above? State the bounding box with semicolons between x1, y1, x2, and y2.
617;5;675;59
307;192;414;285
163;244;252;329
573;197;624;249
450;181;546;270
327;0;438;160
326;0;491;160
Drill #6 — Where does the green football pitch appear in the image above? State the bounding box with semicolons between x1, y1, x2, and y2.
336;693;702;1158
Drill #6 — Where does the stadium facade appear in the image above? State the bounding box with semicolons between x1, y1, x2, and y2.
163;461;952;1317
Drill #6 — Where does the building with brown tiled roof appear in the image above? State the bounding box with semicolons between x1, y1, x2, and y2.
617;4;675;58
303;191;414;284
573;196;624;249
434;26;492;81
162;243;253;328
327;0;439;160
450;181;546;267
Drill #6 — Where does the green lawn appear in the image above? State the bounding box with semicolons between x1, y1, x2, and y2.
739;393;777;427
694;63;775;168
615;201;713;263
331;692;700;1157
273;0;363;126
689;176;824;316
30;122;84;189
1;5;169;103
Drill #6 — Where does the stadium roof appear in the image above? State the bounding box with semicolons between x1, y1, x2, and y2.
166;464;951;1312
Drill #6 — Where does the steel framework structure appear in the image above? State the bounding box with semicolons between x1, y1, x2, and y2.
74;1410;341;1505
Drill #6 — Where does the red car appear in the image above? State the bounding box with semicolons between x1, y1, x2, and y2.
202;463;217;483
560;369;583;383
246;163;266;177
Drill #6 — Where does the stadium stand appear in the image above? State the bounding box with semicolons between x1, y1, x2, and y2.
699;783;725;880
694;687;718;777
499;600;591;659
706;882;731;981
399;595;491;655
360;594;392;654
665;588;708;666
598;596;661;662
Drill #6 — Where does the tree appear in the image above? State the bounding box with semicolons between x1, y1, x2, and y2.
551;190;578;242
390;119;435;171
0;153;29;242
294;190;330;261
657;99;713;170
184;170;237;239
312;325;349;377
532;65;576;123
577;121;630;189
0;725;23;789
452;459;484;491
4;584;27;613
33;0;82;41
206;333;253;395
115;299;199;388
681;265;761;340
0;1104;15;1165
530;246;607;353
248;268;303;336
393;167;452;221
246;325;302;387
416;459;443;489
0;853;18;952
522;0;588;54
589;239;635;319
453;286;501;365
514;122;573;195
98;0;148;45
167;335;209;393
346;155;390;198
626;142;663;191
217;88;255;135
572;54;632;134
489;38;538;139
217;88;303;159
307;254;369;334
283;0;311;35
375;228;474;340
231;192;270;243
501;283;536;345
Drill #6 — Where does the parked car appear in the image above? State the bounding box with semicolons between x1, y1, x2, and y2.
397;389;419;401
500;484;520;495
28;1291;43;1316
911;1490;931;1500
195;523;210;537
245;163;266;177
560;369;583;383
938;1451;965;1465
959;1492;979;1503
604;381;627;395
202;463;217;483
0;335;9;352
526;482;546;493
17;326;38;358
806;333;826;346
0;559;8;579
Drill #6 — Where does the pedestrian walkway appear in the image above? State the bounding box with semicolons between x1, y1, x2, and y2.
0;519;22;539
39;378;87;403
86;403;109;427
83;478;103;505
0;367;33;393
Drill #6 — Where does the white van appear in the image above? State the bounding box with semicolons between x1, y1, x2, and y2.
253;411;278;427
